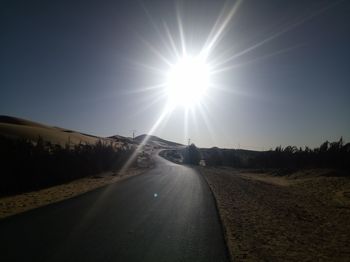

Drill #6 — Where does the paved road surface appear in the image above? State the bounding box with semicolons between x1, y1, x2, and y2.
0;153;229;262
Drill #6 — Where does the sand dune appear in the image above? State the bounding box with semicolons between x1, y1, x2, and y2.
0;115;121;147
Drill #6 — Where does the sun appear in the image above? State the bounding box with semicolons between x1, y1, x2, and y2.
166;55;210;108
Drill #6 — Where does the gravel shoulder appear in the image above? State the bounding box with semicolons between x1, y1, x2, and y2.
200;167;350;261
0;168;148;219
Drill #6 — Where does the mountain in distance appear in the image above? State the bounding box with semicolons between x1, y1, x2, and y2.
134;134;184;148
0;115;259;155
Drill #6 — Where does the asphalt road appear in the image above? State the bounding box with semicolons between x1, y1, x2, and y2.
0;154;229;262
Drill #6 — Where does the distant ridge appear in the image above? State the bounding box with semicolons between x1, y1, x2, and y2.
108;134;135;144
134;134;183;148
0;115;183;149
0;115;50;129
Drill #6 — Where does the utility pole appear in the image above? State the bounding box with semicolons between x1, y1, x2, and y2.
131;130;137;141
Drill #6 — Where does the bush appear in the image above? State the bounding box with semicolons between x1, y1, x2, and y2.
182;144;201;165
0;136;135;196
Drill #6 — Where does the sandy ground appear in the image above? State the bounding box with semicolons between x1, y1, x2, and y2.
200;167;350;261
0;168;148;219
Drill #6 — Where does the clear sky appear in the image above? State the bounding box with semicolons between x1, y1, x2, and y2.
1;0;349;149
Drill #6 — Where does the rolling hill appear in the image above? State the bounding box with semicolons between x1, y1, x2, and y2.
134;134;184;148
0;115;123;147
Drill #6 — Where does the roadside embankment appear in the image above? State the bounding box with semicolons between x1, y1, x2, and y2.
200;167;350;261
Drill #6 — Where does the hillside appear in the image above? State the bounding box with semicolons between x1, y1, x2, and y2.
0;115;123;147
134;134;184;148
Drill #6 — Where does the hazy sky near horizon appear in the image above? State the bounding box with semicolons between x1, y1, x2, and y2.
1;0;349;149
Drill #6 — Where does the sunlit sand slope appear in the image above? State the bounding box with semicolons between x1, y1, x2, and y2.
0;115;116;146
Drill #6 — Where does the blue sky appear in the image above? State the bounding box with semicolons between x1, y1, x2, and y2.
1;0;349;149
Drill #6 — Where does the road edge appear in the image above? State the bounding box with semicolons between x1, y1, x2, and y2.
196;166;234;262
160;151;233;261
0;167;152;220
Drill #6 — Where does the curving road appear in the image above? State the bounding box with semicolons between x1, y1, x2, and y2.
0;153;229;262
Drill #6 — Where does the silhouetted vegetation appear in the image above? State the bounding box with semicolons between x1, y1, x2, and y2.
200;138;350;171
0;135;135;196
182;144;201;165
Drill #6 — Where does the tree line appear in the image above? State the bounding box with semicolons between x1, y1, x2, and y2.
0;135;135;196
183;138;350;170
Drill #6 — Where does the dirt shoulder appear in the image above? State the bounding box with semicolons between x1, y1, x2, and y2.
0;168;149;219
200;167;350;261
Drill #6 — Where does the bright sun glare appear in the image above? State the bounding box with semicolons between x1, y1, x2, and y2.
166;56;210;108
124;0;243;151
